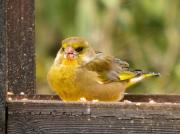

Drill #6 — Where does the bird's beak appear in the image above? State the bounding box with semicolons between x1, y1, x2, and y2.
64;46;76;60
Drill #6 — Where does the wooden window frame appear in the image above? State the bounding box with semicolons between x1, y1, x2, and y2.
0;0;180;133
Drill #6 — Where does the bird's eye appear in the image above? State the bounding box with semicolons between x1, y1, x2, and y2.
75;47;83;52
61;47;65;51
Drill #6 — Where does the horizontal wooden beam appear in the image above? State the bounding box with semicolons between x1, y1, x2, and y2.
7;94;180;103
7;95;180;133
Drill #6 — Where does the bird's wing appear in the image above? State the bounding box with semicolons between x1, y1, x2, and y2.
82;52;140;83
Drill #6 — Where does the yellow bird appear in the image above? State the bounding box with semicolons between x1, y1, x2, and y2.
47;37;159;102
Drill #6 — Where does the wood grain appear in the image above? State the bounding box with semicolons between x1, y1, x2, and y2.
6;0;35;94
7;99;180;134
1;1;35;133
7;94;180;103
0;106;5;134
0;0;6;133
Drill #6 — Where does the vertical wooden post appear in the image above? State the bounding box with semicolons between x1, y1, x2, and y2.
6;0;35;94
1;0;35;132
0;0;6;133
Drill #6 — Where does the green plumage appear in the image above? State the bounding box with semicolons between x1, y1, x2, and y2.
83;52;159;85
48;37;160;101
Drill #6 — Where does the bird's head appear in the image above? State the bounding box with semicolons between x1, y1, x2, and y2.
55;37;95;65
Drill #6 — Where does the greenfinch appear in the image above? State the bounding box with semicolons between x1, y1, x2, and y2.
47;37;159;102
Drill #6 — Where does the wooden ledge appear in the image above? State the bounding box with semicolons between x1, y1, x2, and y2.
6;95;180;133
7;94;180;103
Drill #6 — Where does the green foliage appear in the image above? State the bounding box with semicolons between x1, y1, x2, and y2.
36;0;180;94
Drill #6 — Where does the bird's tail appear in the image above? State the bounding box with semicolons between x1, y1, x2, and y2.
126;72;160;88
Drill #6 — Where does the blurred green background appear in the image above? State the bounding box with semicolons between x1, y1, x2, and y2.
36;0;180;94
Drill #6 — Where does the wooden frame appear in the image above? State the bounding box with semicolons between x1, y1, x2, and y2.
6;0;35;94
0;0;35;133
0;0;180;133
6;95;180;133
0;0;6;133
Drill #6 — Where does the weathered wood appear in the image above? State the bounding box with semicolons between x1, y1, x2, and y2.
6;0;35;94
7;94;180;103
0;106;5;134
123;94;180;103
0;107;5;134
1;0;35;132
7;96;180;134
0;0;6;133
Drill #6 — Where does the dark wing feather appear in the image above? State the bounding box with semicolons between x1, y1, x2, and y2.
82;53;130;83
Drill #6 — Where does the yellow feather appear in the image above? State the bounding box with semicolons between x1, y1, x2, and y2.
126;72;160;88
119;71;136;80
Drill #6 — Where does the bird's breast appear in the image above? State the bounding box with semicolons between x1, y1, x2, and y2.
47;63;79;98
48;63;126;101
